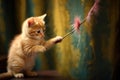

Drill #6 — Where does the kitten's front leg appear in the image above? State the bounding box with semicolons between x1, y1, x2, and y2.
32;45;46;53
44;36;63;49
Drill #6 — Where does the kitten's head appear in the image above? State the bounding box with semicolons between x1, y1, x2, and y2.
22;14;46;40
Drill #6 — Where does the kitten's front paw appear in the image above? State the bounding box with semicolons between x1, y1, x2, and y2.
38;46;46;53
54;36;63;43
14;73;24;78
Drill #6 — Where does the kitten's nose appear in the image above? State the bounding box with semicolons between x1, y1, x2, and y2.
40;33;45;38
40;29;45;38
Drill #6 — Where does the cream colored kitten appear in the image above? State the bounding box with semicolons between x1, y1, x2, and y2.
0;14;63;79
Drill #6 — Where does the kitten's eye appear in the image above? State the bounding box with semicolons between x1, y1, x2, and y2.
37;30;40;33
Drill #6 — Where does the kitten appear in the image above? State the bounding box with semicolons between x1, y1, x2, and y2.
0;14;63;79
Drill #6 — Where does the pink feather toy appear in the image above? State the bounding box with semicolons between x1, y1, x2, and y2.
63;17;86;39
62;0;99;39
74;17;81;32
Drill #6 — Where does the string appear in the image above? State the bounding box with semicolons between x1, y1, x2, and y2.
62;18;86;39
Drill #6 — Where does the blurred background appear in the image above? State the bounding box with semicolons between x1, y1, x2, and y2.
0;0;120;80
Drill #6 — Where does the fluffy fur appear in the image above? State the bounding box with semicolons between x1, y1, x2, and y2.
0;14;62;79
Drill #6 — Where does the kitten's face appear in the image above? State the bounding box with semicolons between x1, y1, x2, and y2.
25;14;46;40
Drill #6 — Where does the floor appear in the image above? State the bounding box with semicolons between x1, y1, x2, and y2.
1;70;70;80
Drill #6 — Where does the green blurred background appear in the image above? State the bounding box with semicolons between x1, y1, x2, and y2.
0;0;120;80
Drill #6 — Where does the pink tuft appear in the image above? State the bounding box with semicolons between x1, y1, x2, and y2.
74;17;81;32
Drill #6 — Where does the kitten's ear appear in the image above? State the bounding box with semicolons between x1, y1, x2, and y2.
39;14;47;20
28;18;34;27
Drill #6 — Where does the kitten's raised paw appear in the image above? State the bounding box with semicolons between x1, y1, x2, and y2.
14;73;24;78
54;36;63;43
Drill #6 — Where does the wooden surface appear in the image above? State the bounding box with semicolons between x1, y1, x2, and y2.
1;70;70;80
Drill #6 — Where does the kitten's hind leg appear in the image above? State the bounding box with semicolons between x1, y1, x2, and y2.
10;65;24;78
26;71;38;77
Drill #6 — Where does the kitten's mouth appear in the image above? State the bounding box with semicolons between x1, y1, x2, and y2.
39;34;45;39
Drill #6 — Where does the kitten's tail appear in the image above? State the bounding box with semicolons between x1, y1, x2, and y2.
0;72;13;79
